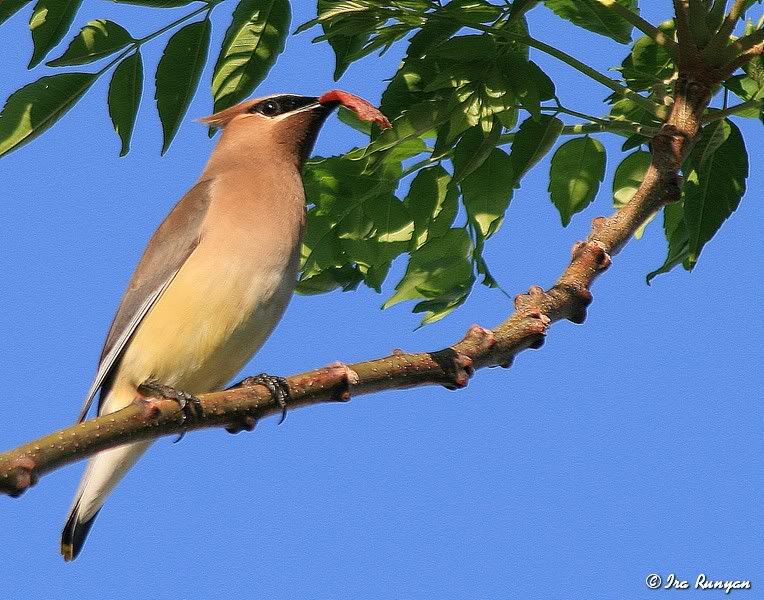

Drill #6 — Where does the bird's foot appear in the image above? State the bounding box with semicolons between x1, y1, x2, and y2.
138;380;203;442
228;373;291;427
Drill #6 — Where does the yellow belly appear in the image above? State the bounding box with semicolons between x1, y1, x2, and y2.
109;243;296;404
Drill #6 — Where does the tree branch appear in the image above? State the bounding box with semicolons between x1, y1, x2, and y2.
0;61;718;497
673;0;696;50
687;0;712;47
721;28;764;70
704;0;749;60
731;28;764;55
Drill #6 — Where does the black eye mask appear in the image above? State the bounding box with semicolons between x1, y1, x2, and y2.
249;95;319;117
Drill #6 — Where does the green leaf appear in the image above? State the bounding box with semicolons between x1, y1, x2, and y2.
0;72;96;157
155;18;210;154
346;23;410;63
300;210;346;278
612;150;653;237
337;105;372;134
383;228;475;325
28;0;83;68
47;19;133;67
405;14;460;59
297;0;379;27
497;12;531;60
609;95;661;127
339;193;414;290
111;0;197;6
325;25;372;80
404;165;457;249
433;80;509;147
211;0;290;113
543;0;637;44
723;73;764;106
499;55;553;120
361;100;443;158
412;287;470;325
296;264;364;295
431;34;496;60
621;133;648;151
613;150;650;206
684;120;748;267
451;122;502;183
108;51;143;157
509;0;541;20
366;194;414;243
646;202;689;283
437;0;501;24
0;0;32;27
379;56;439;119
508;115;564;186
316;0;379;80
621;21;675;90
461;147;513;239
548;136;606;226
301;153;406;291
742;22;764;94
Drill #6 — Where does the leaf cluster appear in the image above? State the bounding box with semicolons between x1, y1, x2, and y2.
0;0;291;156
0;0;760;322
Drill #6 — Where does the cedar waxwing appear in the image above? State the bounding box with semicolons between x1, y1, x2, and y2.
61;91;389;561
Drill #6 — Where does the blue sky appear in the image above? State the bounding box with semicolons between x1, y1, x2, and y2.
0;2;761;599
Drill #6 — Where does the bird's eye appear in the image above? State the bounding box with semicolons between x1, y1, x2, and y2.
251;99;281;117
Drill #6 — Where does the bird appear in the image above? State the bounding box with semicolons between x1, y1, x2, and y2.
60;92;350;561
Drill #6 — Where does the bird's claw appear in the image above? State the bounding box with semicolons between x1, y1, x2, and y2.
138;380;203;442
233;373;291;425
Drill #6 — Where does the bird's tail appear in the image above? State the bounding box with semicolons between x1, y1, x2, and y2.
61;439;152;561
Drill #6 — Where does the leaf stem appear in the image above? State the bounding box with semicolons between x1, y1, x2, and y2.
552;103;609;125
400;154;446;179
94;46;135;77
135;1;220;46
498;120;654;144
702;98;763;121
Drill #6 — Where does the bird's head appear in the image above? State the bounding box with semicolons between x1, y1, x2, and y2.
200;91;390;169
200;94;338;166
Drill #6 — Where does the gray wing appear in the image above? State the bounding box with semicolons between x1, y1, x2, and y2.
77;179;215;422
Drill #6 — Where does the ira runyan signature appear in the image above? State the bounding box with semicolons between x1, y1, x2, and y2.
664;573;752;593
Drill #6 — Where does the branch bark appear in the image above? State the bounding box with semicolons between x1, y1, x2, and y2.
0;18;723;499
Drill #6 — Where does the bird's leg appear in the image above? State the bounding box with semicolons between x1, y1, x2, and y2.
226;373;291;429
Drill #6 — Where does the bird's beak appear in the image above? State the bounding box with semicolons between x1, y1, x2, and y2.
302;97;340;120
